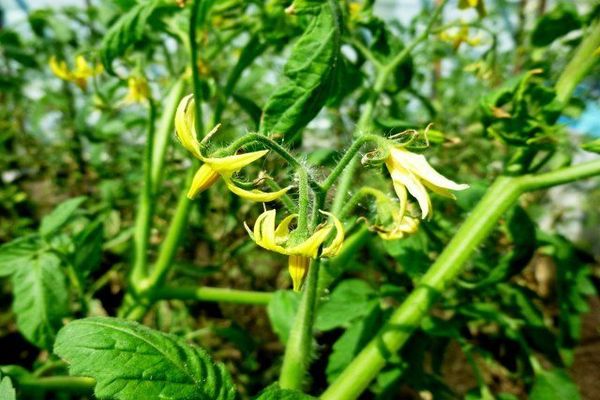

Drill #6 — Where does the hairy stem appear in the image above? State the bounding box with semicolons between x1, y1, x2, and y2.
279;259;321;390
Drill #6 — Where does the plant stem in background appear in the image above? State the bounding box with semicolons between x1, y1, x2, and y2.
153;286;272;305
554;18;600;105
151;79;185;191
130;99;157;286
279;259;321;390
321;159;600;400
18;376;95;396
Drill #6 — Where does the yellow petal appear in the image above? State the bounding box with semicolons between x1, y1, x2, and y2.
187;164;220;199
204;150;269;174
320;211;345;257
275;214;298;244
250;209;288;254
390;167;431;219
49;57;72;81
224;179;291;202
286;225;333;258
288;255;310;292
175;94;202;158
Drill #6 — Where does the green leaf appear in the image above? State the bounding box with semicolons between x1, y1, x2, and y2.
254;384;317;399
71;219;104;280
531;3;581;47
11;252;69;349
259;0;341;142
530;369;581;400
0;236;39;277
54;317;237;400
100;1;161;75
267;291;301;344
0;375;16;400
325;303;381;383
39;196;86;237
315;279;377;331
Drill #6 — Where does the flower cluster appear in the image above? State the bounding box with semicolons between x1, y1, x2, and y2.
49;55;103;89
175;95;468;291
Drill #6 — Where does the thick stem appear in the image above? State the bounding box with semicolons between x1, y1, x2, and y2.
554;19;600;104
279;259;321;390
154;285;272;305
321;159;600;400
131;99;157;286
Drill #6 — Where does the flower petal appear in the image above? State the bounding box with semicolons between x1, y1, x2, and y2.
275;214;298;244
320;211;345;257
390;168;432;219
187;164;220;199
288;255;310;292
287;225;333;258
391;147;469;192
224;179;292;202
175;94;202;158
203;150;269;174
49;57;72;81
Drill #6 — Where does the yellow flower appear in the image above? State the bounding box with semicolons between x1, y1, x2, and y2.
365;188;420;240
175;94;291;201
49;55;102;89
385;147;469;219
439;26;481;50
123;76;149;104
245;209;344;291
458;0;486;17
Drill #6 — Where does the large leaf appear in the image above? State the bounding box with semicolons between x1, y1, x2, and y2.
11;252;69;349
0;236;39;277
39;196;86;237
100;1;161;75
315;279;377;331
54;317;237;400
259;0;341;142
267;290;301;344
529;369;581;400
325;303;381;383
531;3;581;47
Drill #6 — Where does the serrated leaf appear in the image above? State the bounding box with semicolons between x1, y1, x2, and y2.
0;236;39;277
530;369;581;400
11;252;69;349
259;0;341;142
39;196;86;237
315;279;377;331
267;291;301;344
100;1;161;75
254;384;317;399
54;317;237;400
72;219;104;280
0;375;16;400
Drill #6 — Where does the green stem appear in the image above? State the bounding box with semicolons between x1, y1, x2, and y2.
151;78;186;191
154;285;272;305
189;0;205;136
554;18;600;104
18;376;95;395
279;259;321;390
297;168;310;234
131;99;157;287
321;159;600;400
